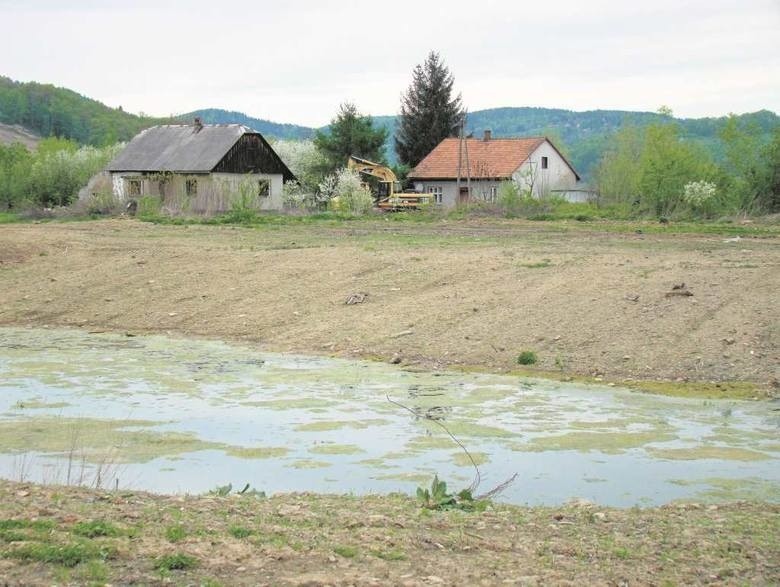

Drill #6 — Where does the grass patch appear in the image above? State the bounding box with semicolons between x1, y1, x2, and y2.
6;542;114;567
0;519;55;542
228;525;253;539
519;260;552;269
0;211;22;224
164;524;186;543
372;548;407;561
0;519;55;531
72;520;120;538
154;552;198;571
333;545;358;558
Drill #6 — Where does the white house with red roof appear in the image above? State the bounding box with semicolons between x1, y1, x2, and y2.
408;131;581;208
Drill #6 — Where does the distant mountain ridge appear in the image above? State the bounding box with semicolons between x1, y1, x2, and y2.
1;75;777;179
181;108;315;141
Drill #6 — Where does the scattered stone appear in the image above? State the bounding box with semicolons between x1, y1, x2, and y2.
390;354;402;365
345;292;368;305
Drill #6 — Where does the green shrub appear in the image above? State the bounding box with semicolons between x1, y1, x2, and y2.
517;351;537;365
136;195;162;217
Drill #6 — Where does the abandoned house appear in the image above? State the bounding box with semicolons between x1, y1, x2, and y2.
104;121;295;214
408;131;582;207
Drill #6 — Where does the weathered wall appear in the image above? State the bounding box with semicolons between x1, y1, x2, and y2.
513;141;578;198
109;171;284;215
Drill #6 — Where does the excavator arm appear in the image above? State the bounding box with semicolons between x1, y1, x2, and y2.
347;156;397;183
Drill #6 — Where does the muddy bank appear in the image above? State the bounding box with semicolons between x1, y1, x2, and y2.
0;219;778;393
0;480;777;585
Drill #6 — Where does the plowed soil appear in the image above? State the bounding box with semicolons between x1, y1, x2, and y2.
1;218;778;392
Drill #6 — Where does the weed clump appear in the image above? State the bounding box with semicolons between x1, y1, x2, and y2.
416;475;488;512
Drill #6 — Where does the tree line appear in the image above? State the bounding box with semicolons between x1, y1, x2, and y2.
1;54;779;217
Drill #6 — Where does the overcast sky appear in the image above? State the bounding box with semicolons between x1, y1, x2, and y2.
1;0;778;126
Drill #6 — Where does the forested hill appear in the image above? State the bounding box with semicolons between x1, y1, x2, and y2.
373;108;780;177
182;109;315;140
1;75;777;178
0;76;166;145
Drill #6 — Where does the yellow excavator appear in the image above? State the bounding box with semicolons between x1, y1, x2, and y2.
347;155;429;210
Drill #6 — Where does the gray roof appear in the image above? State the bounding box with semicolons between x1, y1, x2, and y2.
106;124;252;173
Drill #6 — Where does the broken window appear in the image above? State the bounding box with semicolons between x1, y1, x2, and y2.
257;179;270;197
186;179;198;196
541;156;548;169
128;179;142;196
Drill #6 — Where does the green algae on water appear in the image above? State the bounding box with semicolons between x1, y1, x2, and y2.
12;399;71;410
225;446;290;459
647;446;772;462
452;451;489;467
517;430;677;454
670;477;780;502
295;419;389;432
309;444;364;455
0;417;223;463
241;398;336;410
420;421;514;439
289;459;332;469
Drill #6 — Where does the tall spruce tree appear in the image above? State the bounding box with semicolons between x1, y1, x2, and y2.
314;102;388;173
395;52;464;167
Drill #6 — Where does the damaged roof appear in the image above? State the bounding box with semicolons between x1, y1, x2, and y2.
107;124;255;173
409;136;580;181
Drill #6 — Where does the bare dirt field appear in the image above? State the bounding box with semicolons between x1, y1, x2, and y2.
1;218;778;395
0;480;777;586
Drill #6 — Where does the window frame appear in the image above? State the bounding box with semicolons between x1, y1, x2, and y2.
257;178;271;198
128;178;142;197
541;156;549;170
185;178;198;197
426;185;443;205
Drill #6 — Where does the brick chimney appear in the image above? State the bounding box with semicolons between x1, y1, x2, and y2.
483;129;492;142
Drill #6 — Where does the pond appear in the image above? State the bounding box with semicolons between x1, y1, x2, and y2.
0;327;778;506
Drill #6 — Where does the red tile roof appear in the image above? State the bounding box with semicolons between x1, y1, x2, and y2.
409;136;571;180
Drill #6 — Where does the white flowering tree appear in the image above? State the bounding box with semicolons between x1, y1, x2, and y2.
272;139;327;193
327;168;373;215
683;180;718;215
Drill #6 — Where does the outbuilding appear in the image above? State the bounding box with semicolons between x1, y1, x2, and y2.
105;120;295;215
